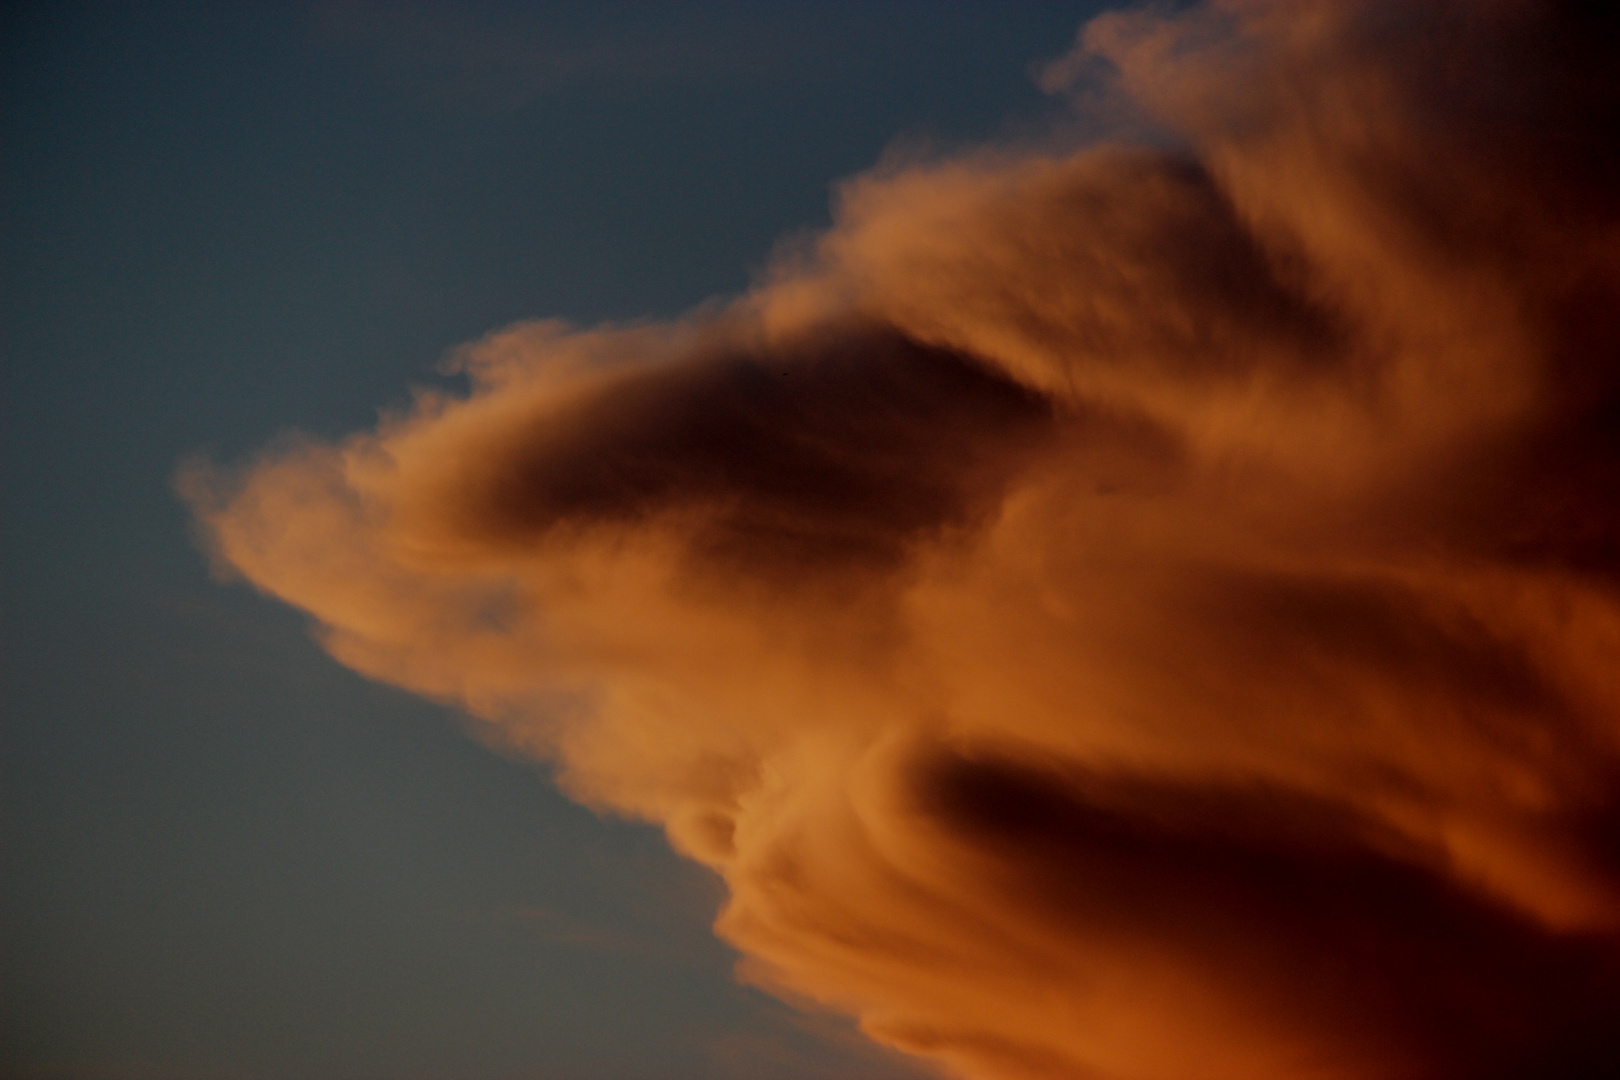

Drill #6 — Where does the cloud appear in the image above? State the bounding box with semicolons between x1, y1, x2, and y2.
186;2;1620;1077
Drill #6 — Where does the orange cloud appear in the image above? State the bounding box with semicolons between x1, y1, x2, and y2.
185;2;1620;1077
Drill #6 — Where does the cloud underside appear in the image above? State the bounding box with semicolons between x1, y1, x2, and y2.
188;3;1620;1077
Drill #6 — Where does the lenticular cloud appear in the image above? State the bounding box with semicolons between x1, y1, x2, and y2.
186;3;1620;1077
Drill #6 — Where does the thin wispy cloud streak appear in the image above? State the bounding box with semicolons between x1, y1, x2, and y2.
186;2;1620;1077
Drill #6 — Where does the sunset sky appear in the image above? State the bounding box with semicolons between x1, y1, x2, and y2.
6;3;1620;1080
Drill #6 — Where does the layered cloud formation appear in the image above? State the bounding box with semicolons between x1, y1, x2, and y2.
187;2;1620;1077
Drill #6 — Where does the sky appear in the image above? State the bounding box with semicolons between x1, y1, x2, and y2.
0;3;1093;1079
7;3;1620;1080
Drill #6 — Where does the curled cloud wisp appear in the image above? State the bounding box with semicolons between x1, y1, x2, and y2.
186;3;1620;1077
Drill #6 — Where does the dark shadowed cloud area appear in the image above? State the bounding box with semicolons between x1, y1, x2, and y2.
1;3;1093;1078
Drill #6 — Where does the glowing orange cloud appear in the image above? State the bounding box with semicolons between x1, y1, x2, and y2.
185;2;1620;1077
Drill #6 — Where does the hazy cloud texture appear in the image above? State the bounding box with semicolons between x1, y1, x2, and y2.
187;3;1620;1077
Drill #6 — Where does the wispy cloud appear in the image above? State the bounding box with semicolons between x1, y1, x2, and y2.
190;3;1620;1077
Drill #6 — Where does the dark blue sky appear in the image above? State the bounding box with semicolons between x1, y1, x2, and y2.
1;4;1099;1077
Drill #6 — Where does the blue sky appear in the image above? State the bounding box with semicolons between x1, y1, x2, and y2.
0;4;1099;1077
